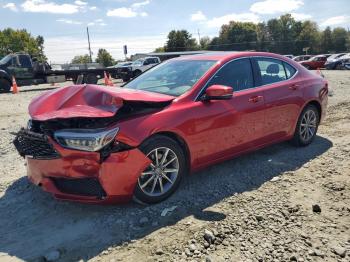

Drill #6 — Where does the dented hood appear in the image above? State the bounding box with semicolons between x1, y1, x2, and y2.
29;84;175;121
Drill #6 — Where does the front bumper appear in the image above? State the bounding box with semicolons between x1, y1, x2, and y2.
15;130;151;204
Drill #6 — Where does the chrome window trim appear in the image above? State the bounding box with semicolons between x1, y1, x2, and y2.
195;55;299;101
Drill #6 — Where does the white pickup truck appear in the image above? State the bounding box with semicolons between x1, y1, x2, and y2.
131;57;160;77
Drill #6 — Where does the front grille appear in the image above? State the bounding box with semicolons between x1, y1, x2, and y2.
13;129;60;160
51;177;106;198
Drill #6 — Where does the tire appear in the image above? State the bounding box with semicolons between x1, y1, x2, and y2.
133;135;186;204
84;73;98;84
122;77;130;82
133;70;142;78
291;104;320;147
335;64;342;70
0;78;11;93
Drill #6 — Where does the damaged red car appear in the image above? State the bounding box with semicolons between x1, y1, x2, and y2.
14;52;328;204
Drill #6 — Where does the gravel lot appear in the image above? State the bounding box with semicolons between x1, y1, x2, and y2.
0;71;349;262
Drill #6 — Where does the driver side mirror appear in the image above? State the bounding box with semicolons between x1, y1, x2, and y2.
201;85;233;101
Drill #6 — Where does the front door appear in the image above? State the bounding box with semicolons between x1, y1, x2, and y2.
189;58;266;166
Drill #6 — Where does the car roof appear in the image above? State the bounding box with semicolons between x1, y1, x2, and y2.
173;51;289;62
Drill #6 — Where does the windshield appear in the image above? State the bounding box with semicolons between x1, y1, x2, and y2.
327;53;345;61
0;55;12;65
124;60;217;96
132;59;144;66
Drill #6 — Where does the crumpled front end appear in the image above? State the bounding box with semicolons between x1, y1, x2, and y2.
14;128;151;204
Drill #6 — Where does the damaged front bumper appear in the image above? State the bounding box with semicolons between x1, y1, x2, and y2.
14;129;151;204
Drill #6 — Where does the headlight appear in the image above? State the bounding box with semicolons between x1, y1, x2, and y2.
54;126;119;152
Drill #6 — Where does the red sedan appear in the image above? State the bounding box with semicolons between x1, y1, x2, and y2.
14;52;328;204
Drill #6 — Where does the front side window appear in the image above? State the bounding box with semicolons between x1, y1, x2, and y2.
207;58;254;92
19;55;32;68
124;60;216;96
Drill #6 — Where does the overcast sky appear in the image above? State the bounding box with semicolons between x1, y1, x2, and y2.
1;0;349;63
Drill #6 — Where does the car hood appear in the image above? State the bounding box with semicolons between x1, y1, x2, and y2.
29;84;175;121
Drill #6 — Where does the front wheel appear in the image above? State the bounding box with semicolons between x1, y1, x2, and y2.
291;105;319;147
134;135;186;204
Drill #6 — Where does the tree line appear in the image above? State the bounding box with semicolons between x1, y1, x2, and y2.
0;28;46;61
1;13;349;66
159;14;350;55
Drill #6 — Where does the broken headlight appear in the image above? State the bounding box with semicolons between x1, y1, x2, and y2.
54;126;119;152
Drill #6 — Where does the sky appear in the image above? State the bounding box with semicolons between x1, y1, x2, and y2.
1;0;349;63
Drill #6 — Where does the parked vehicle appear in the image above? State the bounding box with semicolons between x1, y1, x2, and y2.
325;53;349;69
293;55;313;62
13;52;328;204
299;55;327;69
108;61;133;80
0;53;132;92
130;57;161;78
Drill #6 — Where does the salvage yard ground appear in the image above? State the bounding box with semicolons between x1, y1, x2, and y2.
0;71;349;262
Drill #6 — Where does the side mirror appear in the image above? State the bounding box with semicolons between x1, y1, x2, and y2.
201;85;233;101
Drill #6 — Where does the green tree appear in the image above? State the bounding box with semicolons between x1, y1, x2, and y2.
296;21;320;54
320;27;333;53
267;14;300;54
95;48;115;67
332;27;348;52
71;54;91;64
199;36;211;50
217;21;258;51
153;46;165;52
0;28;46;61
165;30;198;52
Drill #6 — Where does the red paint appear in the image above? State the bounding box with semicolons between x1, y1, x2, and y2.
25;52;328;203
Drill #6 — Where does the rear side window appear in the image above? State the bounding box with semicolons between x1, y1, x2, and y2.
208;58;254;92
283;62;297;79
255;58;286;85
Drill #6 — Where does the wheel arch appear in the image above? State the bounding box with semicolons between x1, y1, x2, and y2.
146;131;191;173
304;100;322;122
0;70;11;83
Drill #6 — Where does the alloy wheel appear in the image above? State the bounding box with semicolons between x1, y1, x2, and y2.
138;147;179;197
300;109;317;142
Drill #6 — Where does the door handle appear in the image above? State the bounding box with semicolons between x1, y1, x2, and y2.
248;95;263;103
289;84;299;90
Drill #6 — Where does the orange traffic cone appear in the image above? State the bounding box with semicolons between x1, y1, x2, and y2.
316;68;324;78
108;74;114;87
12;76;18;94
104;71;109;86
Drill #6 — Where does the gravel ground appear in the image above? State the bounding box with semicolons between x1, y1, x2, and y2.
0;71;349;262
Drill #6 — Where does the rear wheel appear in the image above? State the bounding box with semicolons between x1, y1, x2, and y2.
0;78;11;93
291;105;319;147
335;64;343;70
134;135;186;204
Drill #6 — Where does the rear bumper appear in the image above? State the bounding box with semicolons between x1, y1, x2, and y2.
26;139;151;204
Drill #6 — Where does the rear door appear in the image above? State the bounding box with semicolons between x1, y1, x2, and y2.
252;57;304;140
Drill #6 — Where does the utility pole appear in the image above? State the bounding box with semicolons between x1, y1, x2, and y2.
197;29;201;49
86;26;92;63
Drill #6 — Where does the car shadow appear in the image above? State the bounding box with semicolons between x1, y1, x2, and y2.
0;136;332;261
